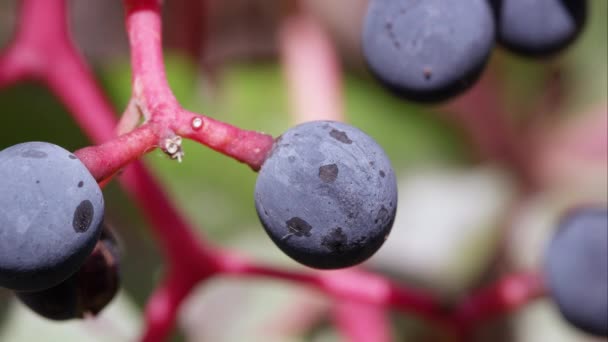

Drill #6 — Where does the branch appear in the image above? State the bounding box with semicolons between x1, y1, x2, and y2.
333;300;392;342
279;8;345;123
123;0;274;170
140;271;200;342
450;272;545;335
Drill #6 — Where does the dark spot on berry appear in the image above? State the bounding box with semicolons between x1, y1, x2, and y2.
78;181;84;188
286;217;312;237
375;206;389;225
73;200;94;233
329;129;352;144
379;170;385;178
35;180;40;184
68;155;77;160
21;150;47;159
319;164;339;183
322;227;347;253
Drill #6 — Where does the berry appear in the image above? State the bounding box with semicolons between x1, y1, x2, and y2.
492;0;587;57
362;0;495;102
544;207;608;336
16;225;120;320
254;121;398;269
0;142;104;292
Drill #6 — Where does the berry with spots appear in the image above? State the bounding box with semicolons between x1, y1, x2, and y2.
362;0;495;102
0;142;104;292
254;121;398;269
544;207;608;337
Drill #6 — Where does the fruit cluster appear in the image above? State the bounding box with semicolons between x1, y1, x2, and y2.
362;0;586;102
0;0;605;341
0;142;119;320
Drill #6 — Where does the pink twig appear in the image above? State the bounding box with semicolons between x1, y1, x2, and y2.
218;253;447;323
333;300;392;342
451;272;545;335
140;271;201;342
279;9;345;123
123;0;274;170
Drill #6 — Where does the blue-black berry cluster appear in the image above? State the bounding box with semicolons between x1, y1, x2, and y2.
362;0;587;102
0;141;118;320
254;121;398;269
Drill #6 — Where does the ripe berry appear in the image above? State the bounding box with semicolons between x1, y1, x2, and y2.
15;225;120;320
544;207;608;336
0;142;105;292
362;0;495;102
492;0;587;57
254;121;398;269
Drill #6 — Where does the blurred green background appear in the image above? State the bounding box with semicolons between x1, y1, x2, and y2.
0;0;606;341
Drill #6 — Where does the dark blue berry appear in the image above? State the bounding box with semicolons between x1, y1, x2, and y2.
544;207;608;336
254;121;398;269
492;0;587;57
16;225;120;320
362;0;495;102
0;142;104;292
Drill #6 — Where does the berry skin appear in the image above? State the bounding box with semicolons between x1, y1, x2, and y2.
362;0;495;102
16;225;120;320
492;0;587;57
544;207;608;336
254;121;398;269
0;142;104;292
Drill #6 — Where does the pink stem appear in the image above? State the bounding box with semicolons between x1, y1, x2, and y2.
451;272;545;335
123;0;274;170
333;300;392;342
218;253;447;323
74;125;157;182
173;111;274;170
140;271;200;342
280;10;345;123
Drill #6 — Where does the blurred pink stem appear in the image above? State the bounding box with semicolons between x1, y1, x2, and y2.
140;272;200;342
333;300;393;342
280;10;345;123
451;272;545;335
